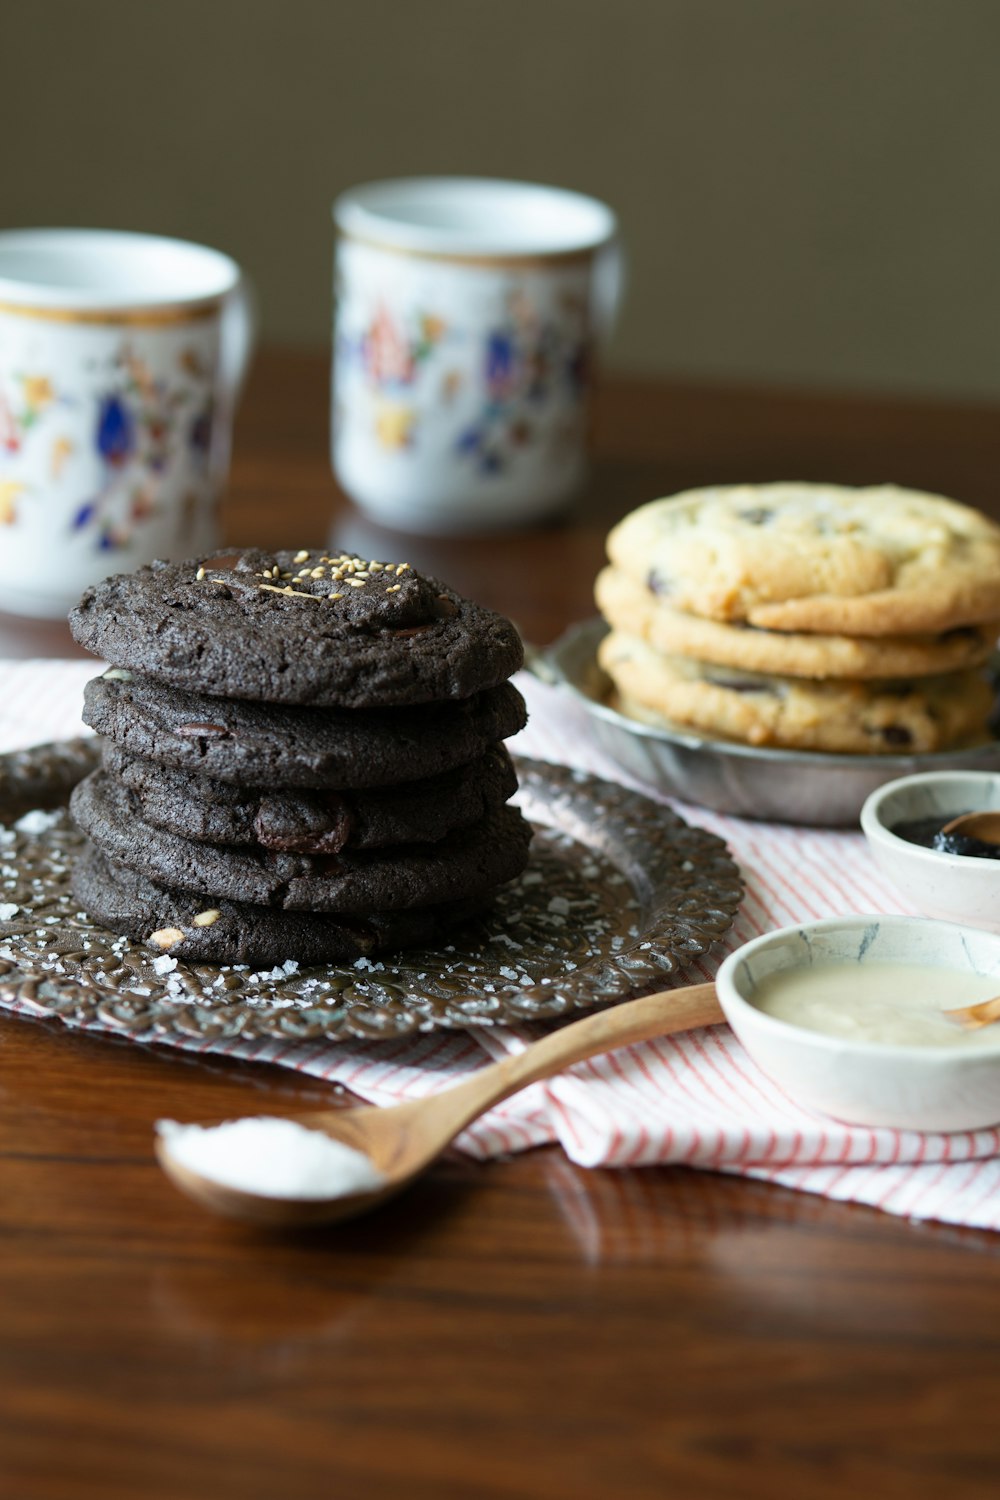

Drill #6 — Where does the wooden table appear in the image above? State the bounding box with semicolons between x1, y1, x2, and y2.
4;352;1000;1500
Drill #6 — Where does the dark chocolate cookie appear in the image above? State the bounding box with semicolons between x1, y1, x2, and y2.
83;672;527;788
69;549;524;707
71;771;534;912
72;844;490;966
100;742;518;851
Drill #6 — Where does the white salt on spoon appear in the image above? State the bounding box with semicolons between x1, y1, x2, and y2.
155;980;724;1228
156;1117;386;1201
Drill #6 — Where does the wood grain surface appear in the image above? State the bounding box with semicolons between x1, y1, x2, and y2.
3;351;1000;1500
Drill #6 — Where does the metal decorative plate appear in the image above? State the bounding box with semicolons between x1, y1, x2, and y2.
532;618;1000;828
0;740;743;1044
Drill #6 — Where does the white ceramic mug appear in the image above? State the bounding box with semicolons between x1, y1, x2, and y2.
331;177;622;533
0;228;254;619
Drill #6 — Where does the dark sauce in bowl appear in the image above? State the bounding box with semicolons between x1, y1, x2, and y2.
891;813;1000;859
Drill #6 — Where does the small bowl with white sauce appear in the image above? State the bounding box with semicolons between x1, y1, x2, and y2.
715;914;1000;1131
860;770;1000;931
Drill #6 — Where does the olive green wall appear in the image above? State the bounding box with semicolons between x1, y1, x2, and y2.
5;0;998;397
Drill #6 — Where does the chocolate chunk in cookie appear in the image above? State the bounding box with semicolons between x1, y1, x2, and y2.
71;770;534;912
100;742;519;852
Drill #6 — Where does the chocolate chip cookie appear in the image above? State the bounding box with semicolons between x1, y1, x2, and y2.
596;565;1000;680
607;484;1000;635
100;742;518;851
599;630;995;753
72;845;491;966
71;771;534;911
83;672;527;788
69;549;524;706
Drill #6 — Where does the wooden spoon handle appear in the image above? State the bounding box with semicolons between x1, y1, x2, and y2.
410;981;723;1144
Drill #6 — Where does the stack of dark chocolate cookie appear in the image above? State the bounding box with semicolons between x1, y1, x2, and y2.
68;548;531;967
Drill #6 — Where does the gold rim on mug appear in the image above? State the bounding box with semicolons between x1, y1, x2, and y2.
339;228;597;271
0;296;223;326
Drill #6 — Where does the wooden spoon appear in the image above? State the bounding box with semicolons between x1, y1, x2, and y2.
156;980;723;1227
155;975;1000;1226
939;810;1000;845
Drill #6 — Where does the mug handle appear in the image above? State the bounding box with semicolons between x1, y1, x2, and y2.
220;275;257;404
592;235;626;346
212;276;257;471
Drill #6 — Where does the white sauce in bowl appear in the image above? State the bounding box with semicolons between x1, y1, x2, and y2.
750;961;1000;1048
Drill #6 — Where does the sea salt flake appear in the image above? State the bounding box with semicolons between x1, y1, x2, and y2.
249;962;296;983
152;955;178;976
0;903;18;920
14;809;62;835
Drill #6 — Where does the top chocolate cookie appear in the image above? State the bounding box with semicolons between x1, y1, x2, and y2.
69;549;524;707
607;483;1000;636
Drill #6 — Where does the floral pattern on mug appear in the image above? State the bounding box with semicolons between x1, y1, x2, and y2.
0;373;59;457
45;340;218;551
346;302;450;450
454;289;590;475
0;374;70;524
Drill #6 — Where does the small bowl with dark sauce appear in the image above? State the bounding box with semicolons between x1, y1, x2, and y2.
861;771;1000;930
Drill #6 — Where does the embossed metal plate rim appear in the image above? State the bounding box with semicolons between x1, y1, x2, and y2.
0;740;743;1044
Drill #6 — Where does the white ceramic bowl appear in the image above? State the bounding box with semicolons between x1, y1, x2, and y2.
860;770;1000;931
715;915;1000;1131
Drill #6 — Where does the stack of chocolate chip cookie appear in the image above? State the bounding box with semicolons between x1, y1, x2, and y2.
596;483;1000;754
68;549;531;965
